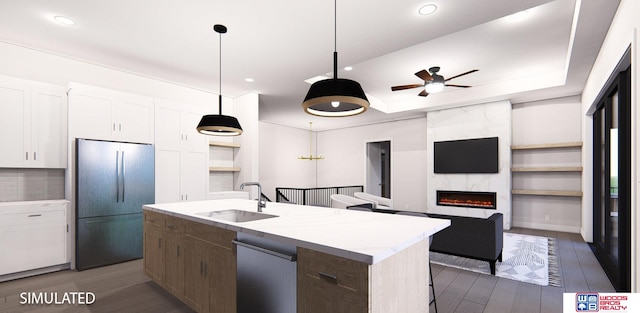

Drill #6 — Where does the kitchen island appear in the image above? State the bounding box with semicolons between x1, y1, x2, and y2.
143;199;449;313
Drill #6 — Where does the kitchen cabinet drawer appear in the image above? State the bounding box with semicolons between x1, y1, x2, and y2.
184;220;235;249
297;247;368;313
164;215;184;233
0;209;65;227
144;210;165;227
297;247;368;295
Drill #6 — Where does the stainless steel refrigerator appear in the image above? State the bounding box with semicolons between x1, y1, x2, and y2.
75;138;154;270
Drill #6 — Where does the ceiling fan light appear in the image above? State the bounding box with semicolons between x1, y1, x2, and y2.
197;114;243;136
424;81;444;93
302;78;369;117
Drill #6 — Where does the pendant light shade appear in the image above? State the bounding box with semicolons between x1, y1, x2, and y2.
197;24;243;136
302;77;368;117
302;0;369;117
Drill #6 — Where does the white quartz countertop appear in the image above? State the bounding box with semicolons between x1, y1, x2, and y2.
144;199;450;264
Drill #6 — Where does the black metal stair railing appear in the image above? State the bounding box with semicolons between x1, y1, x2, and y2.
275;186;363;207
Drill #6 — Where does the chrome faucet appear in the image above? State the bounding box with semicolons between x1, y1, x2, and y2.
240;182;265;212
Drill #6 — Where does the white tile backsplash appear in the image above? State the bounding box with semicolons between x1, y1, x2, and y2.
0;169;65;202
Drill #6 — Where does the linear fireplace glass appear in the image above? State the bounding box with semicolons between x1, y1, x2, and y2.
436;190;497;210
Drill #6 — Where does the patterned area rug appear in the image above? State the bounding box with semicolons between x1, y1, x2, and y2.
430;233;563;287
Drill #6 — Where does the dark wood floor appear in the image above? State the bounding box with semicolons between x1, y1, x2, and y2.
430;227;615;313
0;227;613;313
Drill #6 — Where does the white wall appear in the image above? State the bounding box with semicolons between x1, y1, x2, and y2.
426;101;512;229
580;0;639;291
0;42;217;107
232;93;260;198
258;122;317;201
316;117;428;212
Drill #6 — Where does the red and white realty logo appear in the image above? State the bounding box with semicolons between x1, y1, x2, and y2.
576;293;628;312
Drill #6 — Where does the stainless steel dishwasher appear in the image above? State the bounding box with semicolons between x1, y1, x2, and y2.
233;233;297;313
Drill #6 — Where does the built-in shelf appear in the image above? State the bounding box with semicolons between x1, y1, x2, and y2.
209;167;241;172
511;141;583;200
512;189;583;197
210;141;240;148
209;141;240;174
511;166;583;172
511;141;582;150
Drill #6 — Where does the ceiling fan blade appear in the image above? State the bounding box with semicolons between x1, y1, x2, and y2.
418;90;429;97
391;84;424;91
415;70;433;82
445;84;472;88
445;69;479;81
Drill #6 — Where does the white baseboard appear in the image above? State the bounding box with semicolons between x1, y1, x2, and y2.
512;220;581;233
0;263;70;283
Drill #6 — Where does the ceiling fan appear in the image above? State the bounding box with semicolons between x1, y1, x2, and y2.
391;66;478;97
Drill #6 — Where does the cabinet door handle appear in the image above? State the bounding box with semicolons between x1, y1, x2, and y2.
33;152;36;160
25;152;29;160
28;214;42;218
113;123;116;131
119;123;122;131
116;151;120;202
158;238;162;248
319;272;338;284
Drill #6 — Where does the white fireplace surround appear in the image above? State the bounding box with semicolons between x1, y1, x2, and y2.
426;100;512;229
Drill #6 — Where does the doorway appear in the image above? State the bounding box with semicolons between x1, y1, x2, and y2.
366;141;391;198
591;58;631;291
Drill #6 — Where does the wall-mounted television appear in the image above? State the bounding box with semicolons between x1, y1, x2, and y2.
434;137;499;173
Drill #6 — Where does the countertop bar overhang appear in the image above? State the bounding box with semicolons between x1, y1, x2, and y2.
144;199;450;264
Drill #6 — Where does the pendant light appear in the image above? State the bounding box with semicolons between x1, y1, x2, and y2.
298;122;324;160
301;0;369;117
197;24;243;136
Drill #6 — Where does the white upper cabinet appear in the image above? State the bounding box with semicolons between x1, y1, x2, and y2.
0;76;67;168
67;83;154;144
155;99;207;153
154;99;208;203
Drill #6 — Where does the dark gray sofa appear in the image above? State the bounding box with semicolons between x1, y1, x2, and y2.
426;213;503;275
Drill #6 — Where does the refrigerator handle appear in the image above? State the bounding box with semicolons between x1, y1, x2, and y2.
116;151;120;203
122;151;126;202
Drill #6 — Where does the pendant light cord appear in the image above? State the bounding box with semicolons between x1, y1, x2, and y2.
218;30;223;115
333;0;338;79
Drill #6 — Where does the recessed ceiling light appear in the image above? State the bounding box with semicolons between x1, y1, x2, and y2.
418;4;437;16
245;78;254;82
344;66;353;71
53;15;76;26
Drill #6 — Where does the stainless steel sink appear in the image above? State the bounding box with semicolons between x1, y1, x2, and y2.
195;209;278;223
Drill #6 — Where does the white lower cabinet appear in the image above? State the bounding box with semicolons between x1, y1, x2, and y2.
0;200;69;277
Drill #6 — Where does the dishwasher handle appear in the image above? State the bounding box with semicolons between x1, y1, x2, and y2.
232;240;297;262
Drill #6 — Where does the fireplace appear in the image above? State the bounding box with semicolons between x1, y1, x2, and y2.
436;190;496;210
